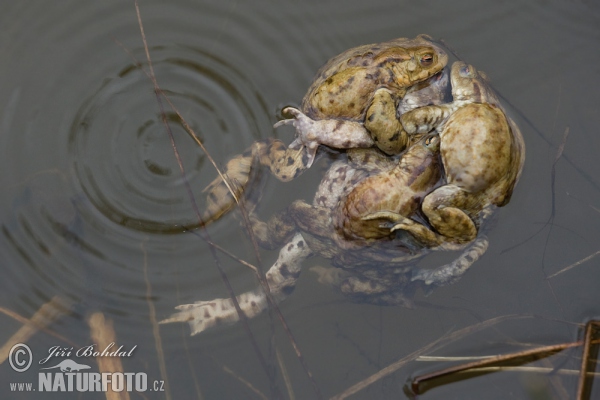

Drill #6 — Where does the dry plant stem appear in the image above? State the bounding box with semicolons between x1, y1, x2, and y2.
547;249;600;279
88;312;130;400
331;332;447;400
577;320;600;400
411;339;591;396
180;329;204;400
132;2;323;398
133;0;276;391
455;365;600;377
135;0;322;398
141;241;172;400
276;346;296;400
333;315;532;399
207;236;321;398
222;365;268;400
542;126;570;315
0;296;72;364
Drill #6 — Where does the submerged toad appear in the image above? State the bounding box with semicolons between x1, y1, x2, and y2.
160;138;441;334
160;48;525;336
161;74;462;334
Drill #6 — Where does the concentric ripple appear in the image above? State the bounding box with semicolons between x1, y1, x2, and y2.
69;46;270;233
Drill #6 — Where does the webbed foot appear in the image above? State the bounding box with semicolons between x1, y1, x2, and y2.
274;107;320;168
159;293;267;336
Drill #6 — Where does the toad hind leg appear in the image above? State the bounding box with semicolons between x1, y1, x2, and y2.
420;185;478;244
366;185;479;247
160;233;313;335
310;266;413;307
202;138;311;226
411;235;489;286
361;211;447;248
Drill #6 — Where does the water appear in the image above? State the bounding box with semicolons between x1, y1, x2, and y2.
1;0;600;398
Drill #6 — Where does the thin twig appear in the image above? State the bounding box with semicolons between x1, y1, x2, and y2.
332;315;532;399
547;250;600;279
454;365;600;377
0;301;76;350
0;296;74;363
222;365;268;400
133;1;277;392
131;3;321;396
141;240;172;400
276;346;295;400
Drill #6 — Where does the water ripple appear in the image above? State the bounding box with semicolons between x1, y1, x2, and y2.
69;46;269;233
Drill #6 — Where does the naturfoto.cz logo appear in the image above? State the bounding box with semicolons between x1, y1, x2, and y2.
7;343;165;394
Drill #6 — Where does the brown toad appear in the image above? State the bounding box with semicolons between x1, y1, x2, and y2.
372;61;525;285
161;90;475;335
277;35;448;160
201;36;448;224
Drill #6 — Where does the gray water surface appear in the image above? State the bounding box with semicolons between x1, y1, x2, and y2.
1;1;600;399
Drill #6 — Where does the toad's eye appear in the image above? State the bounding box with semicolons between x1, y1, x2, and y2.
420;53;434;67
460;65;471;76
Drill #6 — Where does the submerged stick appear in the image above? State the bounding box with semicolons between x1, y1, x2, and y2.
0;296;72;364
577;320;600;400
141;241;172;400
132;2;274;386
411;340;581;395
546;249;600;279
333;315;531;399
87;312;130;400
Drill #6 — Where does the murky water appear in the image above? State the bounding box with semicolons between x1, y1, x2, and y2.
1;0;600;398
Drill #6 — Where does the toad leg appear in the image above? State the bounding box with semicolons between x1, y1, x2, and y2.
310;266;413;307
274;107;375;166
420;185;478;244
364;88;409;155
369;185;478;246
412;235;489;286
202;138;312;226
160;233;313;335
361;211;447;248
400;104;454;134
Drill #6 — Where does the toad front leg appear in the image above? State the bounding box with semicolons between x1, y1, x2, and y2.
365;183;479;247
275;107;375;166
364;88;409;155
160;233;313;335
